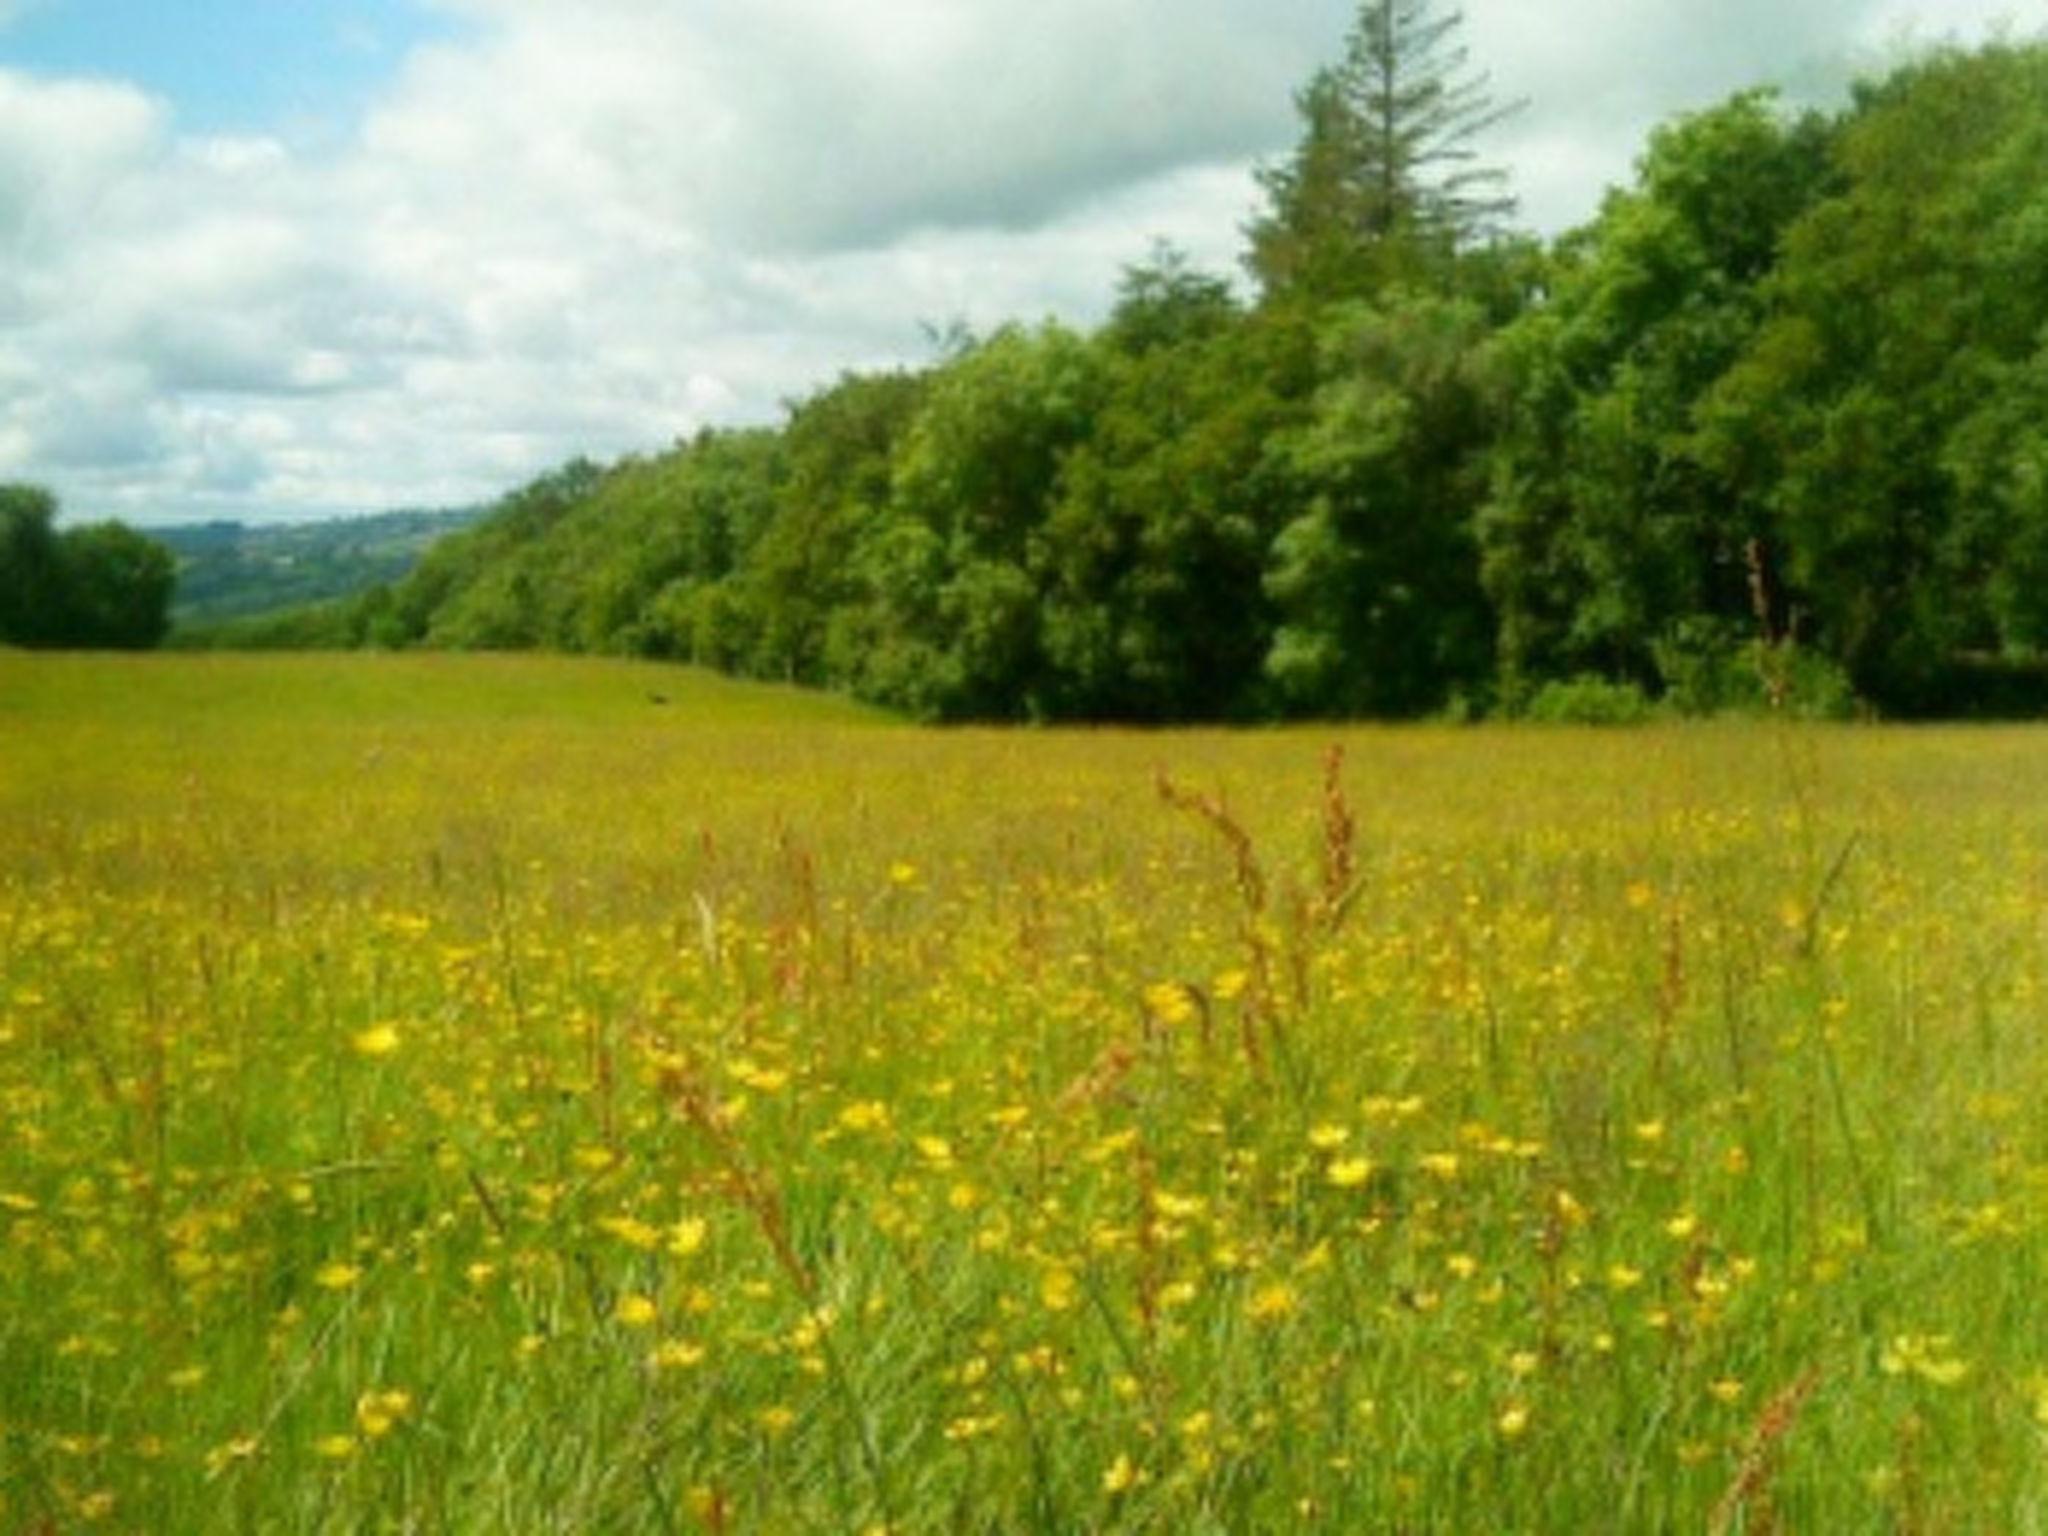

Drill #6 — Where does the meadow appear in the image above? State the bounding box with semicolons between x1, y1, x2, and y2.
2;651;2046;1532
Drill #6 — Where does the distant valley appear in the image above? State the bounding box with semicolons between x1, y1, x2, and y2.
156;508;481;626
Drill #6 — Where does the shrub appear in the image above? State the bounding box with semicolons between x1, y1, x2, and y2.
1523;674;1657;724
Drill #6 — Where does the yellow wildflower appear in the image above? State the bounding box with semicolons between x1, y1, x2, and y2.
838;1100;892;1134
1879;1335;1969;1386
599;1215;661;1251
1144;981;1197;1026
649;1339;706;1370
204;1435;261;1476
1245;1282;1298;1322
356;1390;413;1438
1040;1266;1078;1313
351;1023;400;1058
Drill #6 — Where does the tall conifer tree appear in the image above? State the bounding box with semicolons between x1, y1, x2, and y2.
1249;0;1518;301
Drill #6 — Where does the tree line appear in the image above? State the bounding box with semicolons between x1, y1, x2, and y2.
205;7;2048;720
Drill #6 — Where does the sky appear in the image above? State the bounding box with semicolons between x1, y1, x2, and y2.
0;0;2036;526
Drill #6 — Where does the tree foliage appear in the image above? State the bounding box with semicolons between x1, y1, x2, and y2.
1694;44;2048;712
1479;90;1836;701
1040;285;1306;720
1247;0;1518;303
1266;293;1499;714
0;485;175;651
199;35;2048;722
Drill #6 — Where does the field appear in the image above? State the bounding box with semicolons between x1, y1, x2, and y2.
3;652;2047;1532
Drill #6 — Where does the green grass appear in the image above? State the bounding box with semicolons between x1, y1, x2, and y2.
2;652;2047;1531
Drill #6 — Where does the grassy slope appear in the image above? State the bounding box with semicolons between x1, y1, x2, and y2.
0;650;887;731
3;653;2047;1531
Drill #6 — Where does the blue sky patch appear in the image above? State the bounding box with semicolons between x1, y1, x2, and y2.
0;0;472;138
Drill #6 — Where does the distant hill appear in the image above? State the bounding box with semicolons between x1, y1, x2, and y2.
158;508;483;626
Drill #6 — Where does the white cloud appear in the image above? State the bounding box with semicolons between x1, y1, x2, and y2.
1470;0;1877;229
374;0;1320;252
0;72;163;248
0;2;2036;525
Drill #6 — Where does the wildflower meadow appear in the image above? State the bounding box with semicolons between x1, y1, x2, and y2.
3;652;2046;1531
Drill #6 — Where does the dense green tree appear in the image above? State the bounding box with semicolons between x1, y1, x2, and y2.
1101;243;1240;359
0;485;67;647
0;484;175;650
1263;293;1498;714
1944;346;2048;655
388;457;603;646
1039;295;1313;720
741;371;927;683
1697;44;2048;710
582;430;785;662
1480;90;1835;701
833;323;1105;718
58;522;177;649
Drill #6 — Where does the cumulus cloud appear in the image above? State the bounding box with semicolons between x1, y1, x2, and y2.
400;0;1324;252
0;1;2033;524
